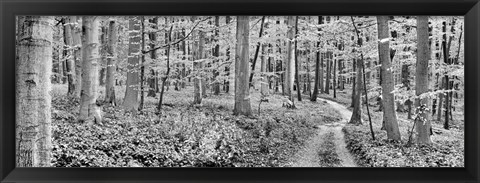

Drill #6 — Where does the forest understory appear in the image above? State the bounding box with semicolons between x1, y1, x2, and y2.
50;83;463;167
320;88;464;167
51;84;344;167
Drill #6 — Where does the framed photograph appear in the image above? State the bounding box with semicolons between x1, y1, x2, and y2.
1;0;479;182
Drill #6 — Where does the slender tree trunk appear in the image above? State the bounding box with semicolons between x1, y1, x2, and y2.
224;16;231;93
78;16;101;124
351;58;356;108
123;16;141;111
285;16;296;100
234;16;252;116
73;17;83;98
311;41;321;101
377;16;401;141
294;16;302;101
193;17;204;104
157;26;173;113
105;20;118;105
349;56;363;124
249;16;266;88
325;52;331;94
318;17;324;94
139;16;146;110
147;18;158;97
261;44;268;96
213;16;221;95
16;16;54;167
333;56;337;98
415;16;432;145
64;17;77;96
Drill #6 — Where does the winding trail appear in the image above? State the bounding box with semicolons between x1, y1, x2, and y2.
288;98;357;167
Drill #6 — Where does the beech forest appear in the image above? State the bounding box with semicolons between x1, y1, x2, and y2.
16;16;464;167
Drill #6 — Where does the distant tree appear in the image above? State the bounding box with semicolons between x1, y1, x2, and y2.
123;16;141;111
16;16;54;167
233;16;252;116
78;16;101;124
415;16;432;144
377;16;401;141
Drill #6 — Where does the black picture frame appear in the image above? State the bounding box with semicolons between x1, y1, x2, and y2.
1;0;479;182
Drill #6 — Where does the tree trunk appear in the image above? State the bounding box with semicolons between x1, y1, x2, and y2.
260;44;268;96
333;56;337;98
249;16;266;88
193;17;205;104
306;51;312;98
294;16;302;101
284;16;296;100
123;16;141;111
139;16;146;110
16;16;54;167
318;17;324;93
415;16;432;145
213;16;221;95
351;58;356;108
311;41;321;101
349;55;363;124
234;16;252;116
377;16;401;141
64;17;77;96
224;16;231;94
199;30;207;98
325;52;331;94
147;18;158;97
78;16;101;124
73;17;83;98
105;20;118;105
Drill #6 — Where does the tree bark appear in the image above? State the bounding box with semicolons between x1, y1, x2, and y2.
78;16;101;124
415;16;432;145
260;44;268;96
224;16;232;94
284;16;296;100
123;16;141;111
16;16;54;167
213;16;221;95
377;16;401;141
73;17;83;98
294;16;302;101
64;17;77;96
105;20;118;105
324;52;331;94
349;56;363;124
311;41;321;101
139;16;146;110
147;17;158;97
234;16;252;116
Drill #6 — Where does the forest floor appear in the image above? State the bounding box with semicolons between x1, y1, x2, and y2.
50;83;344;167
287;98;356;167
318;87;465;167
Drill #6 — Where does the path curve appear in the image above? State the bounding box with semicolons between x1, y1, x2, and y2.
287;98;357;167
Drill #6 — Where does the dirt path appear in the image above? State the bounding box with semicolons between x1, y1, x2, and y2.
287;98;357;167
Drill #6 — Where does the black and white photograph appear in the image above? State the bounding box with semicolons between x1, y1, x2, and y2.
15;15;464;167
